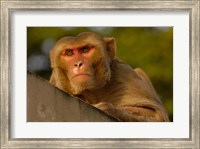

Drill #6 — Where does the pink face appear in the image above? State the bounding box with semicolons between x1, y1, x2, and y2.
60;44;96;84
51;32;114;94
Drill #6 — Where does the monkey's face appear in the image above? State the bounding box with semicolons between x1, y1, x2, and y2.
50;32;116;95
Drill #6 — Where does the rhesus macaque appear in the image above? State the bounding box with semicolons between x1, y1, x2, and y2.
49;32;169;122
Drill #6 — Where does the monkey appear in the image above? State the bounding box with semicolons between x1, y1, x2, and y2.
49;32;169;122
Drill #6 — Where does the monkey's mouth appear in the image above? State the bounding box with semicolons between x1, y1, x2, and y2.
71;73;92;79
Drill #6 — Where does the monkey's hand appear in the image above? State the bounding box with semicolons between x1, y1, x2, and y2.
93;102;123;121
93;102;167;122
93;102;114;113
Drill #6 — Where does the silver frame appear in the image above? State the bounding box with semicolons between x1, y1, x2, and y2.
1;0;199;148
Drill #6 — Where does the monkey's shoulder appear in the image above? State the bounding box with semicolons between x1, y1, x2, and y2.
111;58;145;82
109;58;160;104
111;58;156;93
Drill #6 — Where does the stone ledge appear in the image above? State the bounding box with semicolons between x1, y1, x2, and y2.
27;71;119;122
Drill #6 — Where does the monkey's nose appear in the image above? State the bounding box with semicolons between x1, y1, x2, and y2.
74;61;83;68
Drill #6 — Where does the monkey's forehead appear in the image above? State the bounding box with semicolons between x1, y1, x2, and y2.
54;32;104;47
58;32;101;42
77;32;102;39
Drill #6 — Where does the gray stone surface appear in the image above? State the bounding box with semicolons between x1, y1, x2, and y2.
27;72;119;122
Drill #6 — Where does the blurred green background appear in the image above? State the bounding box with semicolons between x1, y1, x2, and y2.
27;27;173;121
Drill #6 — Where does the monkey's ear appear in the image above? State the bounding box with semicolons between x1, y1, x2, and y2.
50;49;56;68
104;37;116;60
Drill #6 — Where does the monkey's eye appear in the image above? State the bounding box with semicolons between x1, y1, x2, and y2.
81;46;90;53
62;49;73;56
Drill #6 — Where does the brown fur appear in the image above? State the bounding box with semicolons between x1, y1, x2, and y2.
49;32;169;122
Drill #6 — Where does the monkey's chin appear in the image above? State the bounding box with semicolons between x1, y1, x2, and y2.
70;79;96;95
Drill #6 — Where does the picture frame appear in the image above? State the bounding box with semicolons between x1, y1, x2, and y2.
1;0;199;148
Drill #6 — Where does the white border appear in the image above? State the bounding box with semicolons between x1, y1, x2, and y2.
11;11;189;138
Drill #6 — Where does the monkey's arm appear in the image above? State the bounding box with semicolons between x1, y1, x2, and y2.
92;66;169;122
93;102;169;122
